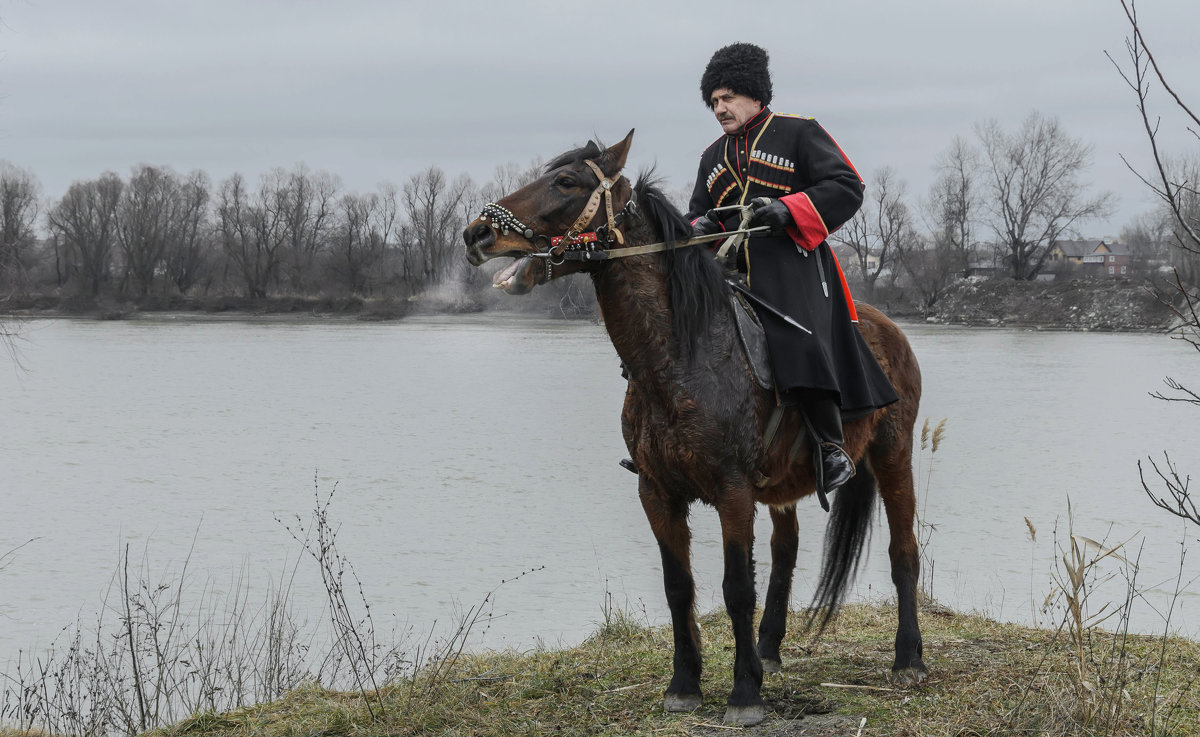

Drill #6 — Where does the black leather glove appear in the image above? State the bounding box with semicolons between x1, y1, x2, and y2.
722;243;745;273
690;214;724;238
748;197;792;233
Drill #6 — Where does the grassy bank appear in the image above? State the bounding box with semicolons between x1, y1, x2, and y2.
50;603;1184;737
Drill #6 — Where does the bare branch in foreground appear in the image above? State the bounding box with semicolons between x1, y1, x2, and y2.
1139;453;1199;526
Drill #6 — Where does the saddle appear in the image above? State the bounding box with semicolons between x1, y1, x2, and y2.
731;290;870;498
731;290;774;391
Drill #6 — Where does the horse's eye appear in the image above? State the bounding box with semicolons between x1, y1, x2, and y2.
554;175;576;189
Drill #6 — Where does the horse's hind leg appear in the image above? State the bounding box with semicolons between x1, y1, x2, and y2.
757;504;798;673
639;485;703;711
871;451;928;683
717;488;767;726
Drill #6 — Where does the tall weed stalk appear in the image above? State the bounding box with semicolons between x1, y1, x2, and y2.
278;479;394;721
4;480;540;736
0;539;313;736
1014;501;1148;734
914;417;947;602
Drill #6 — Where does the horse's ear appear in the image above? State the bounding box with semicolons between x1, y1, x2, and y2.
603;129;635;174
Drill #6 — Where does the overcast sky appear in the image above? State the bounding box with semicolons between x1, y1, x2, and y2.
2;0;1198;237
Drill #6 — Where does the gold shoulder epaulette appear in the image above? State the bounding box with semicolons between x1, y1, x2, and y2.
773;112;814;120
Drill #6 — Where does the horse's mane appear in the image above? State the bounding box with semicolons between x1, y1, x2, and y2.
632;171;729;355
544;141;604;173
546;141;729;353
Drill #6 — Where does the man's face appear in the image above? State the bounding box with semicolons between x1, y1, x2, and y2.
710;88;762;134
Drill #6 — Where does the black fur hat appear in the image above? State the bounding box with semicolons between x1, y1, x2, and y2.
700;43;772;108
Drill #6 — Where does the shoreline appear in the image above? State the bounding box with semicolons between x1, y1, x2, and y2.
0;276;1182;332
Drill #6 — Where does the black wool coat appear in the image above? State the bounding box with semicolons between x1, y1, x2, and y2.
687;107;898;412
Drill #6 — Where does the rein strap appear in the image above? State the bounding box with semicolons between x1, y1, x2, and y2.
539;226;770;262
484;165;769;268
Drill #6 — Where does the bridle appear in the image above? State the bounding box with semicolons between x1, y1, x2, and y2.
477;159;633;280
476;161;769;280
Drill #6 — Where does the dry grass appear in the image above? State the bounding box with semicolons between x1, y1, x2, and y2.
7;474;1194;735
138;602;1199;737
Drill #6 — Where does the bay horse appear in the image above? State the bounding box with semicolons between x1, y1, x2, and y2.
463;131;926;726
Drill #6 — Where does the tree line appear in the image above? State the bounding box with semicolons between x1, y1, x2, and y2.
2;111;1197;314
0;158;555;307
832;111;1198;307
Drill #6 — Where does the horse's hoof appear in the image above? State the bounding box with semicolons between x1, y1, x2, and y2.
723;703;768;726
890;665;928;686
664;693;702;713
761;657;782;674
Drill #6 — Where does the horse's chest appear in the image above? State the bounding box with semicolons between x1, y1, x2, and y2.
622;389;746;498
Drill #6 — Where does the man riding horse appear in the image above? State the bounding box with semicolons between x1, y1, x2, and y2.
688;42;898;498
462;52;928;721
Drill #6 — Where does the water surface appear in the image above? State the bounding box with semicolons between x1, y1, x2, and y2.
1;315;1196;665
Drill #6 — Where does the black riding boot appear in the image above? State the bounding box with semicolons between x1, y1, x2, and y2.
795;388;855;496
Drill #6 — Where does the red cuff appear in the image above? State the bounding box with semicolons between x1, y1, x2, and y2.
780;192;828;252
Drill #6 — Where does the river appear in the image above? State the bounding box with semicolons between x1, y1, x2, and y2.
1;314;1196;668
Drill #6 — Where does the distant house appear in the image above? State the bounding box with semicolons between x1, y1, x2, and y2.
1046;239;1108;266
1045;239;1131;277
1084;249;1132;277
830;244;880;278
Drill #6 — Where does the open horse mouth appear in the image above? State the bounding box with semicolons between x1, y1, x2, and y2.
464;220;542;295
491;254;540;295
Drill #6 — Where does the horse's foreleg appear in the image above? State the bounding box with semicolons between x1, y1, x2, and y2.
717;489;767;726
873;455;928;683
640;487;702;711
757;504;798;673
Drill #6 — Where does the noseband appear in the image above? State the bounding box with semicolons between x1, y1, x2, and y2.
477;159;630;278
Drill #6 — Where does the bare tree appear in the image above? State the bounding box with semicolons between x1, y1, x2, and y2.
116;165;184;298
479;159;544;204
0;162;42;290
924;136;980;277
394;222;418;291
1112;0;1200;527
976;112;1114;280
328;191;387;296
896;232;962;311
163;171;213;296
369;182;401;294
1109;0;1200;263
402;166;471;285
1153;157;1200;284
269;166;339;295
834;166;912;299
47;173;124;296
216;173;283;299
1119;210;1171;272
894;138;983;310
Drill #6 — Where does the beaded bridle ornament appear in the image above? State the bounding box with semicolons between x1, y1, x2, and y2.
477;159;629;280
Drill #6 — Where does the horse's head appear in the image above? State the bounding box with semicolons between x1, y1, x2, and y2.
463;130;635;295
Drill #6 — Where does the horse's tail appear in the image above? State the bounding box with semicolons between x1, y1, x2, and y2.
806;460;876;633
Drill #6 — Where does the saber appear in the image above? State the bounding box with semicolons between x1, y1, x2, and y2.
726;280;812;335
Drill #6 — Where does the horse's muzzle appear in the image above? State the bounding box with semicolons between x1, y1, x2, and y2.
463;221;496;266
